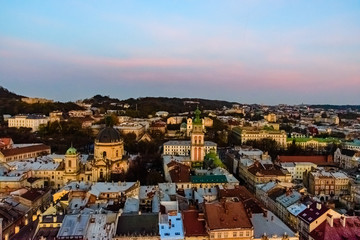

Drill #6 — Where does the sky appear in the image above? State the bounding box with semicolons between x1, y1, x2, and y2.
0;1;359;105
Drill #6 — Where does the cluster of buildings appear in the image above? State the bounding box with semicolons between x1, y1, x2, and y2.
2;100;360;240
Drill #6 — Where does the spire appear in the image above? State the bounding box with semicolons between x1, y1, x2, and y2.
193;107;202;125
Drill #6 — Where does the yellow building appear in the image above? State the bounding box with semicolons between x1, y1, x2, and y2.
8;114;49;132
264;113;277;123
92;126;128;181
241;130;287;147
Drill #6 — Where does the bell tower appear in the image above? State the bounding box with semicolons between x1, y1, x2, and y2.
65;145;80;174
191;107;205;162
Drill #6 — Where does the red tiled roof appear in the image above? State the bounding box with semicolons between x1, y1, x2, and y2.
204;201;253;230
182;210;207;237
0;138;12;149
310;217;360;240
1;144;50;157
278;155;333;165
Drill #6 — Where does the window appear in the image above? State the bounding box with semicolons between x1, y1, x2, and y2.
233;232;237;237
68;160;71;168
217;233;222;238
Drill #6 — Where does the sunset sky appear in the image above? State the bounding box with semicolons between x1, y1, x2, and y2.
0;1;359;104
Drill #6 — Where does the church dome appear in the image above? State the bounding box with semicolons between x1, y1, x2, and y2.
66;146;77;155
96;127;122;143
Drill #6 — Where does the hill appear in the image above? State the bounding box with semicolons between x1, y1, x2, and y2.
0;86;83;116
82;95;239;117
0;86;24;99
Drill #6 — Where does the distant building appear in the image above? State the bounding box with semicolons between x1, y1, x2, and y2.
264;113;277;123
307;169;349;200
68;110;93;118
280;162;317;180
8;114;49;132
287;137;340;151
334;148;360;169
21;97;53;104
0;143;51;162
241;130;287;147
155;111;169;118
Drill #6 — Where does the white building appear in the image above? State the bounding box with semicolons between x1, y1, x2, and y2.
281;162;317;180
8;114;49;132
163;140;216;156
334;148;360;169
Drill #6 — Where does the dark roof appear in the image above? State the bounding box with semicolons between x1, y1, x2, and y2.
27;177;42;183
267;187;286;201
219;186;265;214
182;210;207;237
1;144;50;157
21;188;49;202
168;161;191;183
247;162;287;177
278;155;333;165
204;201;253;230
33;227;60;240
298;202;329;224
341;149;357;157
116;214;159;237
309;217;360;240
191;175;227;183
96;127;122;143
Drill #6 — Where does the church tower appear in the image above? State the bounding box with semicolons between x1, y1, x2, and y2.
64;145;80;183
191;107;205;162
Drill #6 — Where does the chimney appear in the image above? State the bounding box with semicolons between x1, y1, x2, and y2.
316;202;322;210
340;215;346;227
263;210;268;218
327;213;333;227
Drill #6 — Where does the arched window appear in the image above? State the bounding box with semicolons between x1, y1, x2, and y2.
68;160;71;168
103;151;107;158
116;150;119;157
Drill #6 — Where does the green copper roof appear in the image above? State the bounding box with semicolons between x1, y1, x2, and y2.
66;146;77;155
191;175;227;183
193;107;202;125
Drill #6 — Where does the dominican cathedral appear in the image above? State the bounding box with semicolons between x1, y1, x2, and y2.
63;125;128;184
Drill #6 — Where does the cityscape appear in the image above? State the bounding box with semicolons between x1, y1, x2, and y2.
1;1;360;240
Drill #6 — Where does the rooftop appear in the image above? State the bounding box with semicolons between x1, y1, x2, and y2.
182;210;207;237
57;214;91;239
116;214;159;237
204;200;253;230
309;216;360;240
298;202;329;224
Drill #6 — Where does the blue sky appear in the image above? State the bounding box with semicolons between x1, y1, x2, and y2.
0;1;359;104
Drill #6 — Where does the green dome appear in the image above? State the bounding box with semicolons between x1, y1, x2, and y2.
66;146;77;155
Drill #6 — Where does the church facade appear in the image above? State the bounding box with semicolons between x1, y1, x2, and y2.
61;126;129;184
